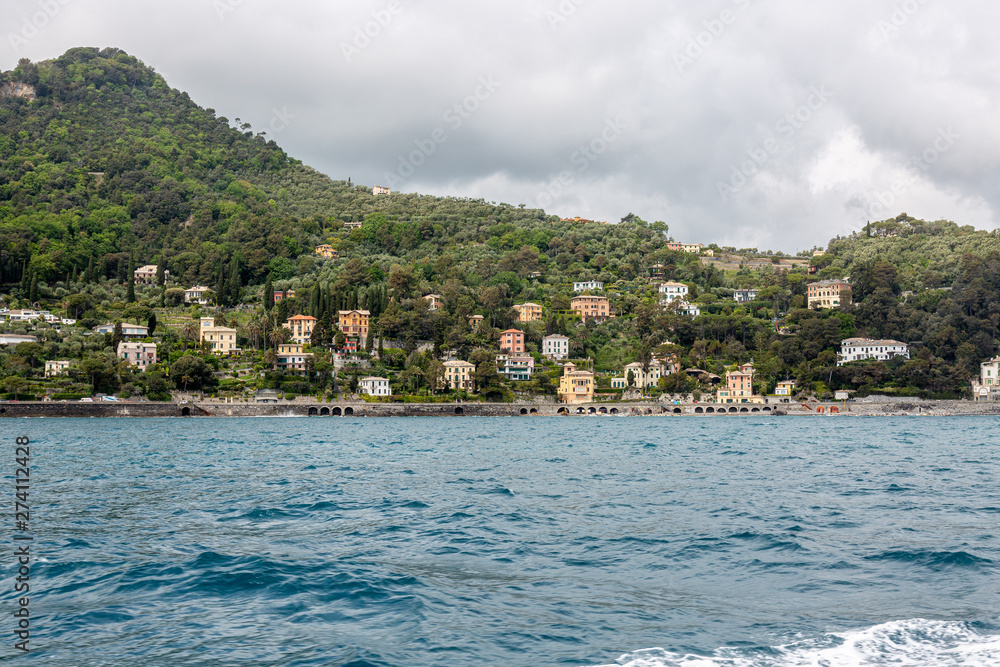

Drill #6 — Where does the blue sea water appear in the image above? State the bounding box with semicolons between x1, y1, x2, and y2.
4;416;1000;665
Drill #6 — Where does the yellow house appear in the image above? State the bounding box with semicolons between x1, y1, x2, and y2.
514;302;543;322
570;295;612;322
443;360;475;391
774;380;797;396
558;362;594;404
338;310;371;342
200;317;239;355
315;244;338;259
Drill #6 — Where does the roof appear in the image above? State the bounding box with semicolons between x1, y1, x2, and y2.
841;338;908;347
338;310;371;316
501;329;523;334
517;302;542;307
444;359;475;368
659;281;688;287
361;376;389;382
809;279;852;287
544;333;569;339
287;314;317;321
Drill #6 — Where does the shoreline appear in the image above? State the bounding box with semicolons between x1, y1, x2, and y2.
1;399;998;418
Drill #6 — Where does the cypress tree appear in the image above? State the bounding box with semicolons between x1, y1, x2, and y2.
126;256;136;303
264;274;274;311
156;262;165;287
86;256;94;283
148;312;157;336
159;284;166;308
28;272;38;303
215;270;226;307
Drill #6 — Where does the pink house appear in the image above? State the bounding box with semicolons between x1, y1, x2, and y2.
500;329;525;355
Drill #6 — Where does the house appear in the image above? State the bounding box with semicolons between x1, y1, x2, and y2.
360;376;391;396
675;300;701;317
971;356;1000;402
423;294;442;311
543;334;570;360
283;314;317;345
837;338;910;366
276;343;312;374
184;286;211;305
611;361;665;390
514;302;543;322
774;380;797;396
734;289;758;304
500;329;525;354
716;362;764;404
807;279;852;309
648;263;666;278
497;355;534;381
573;280;604;292
343;221;364;229
338;310;370;343
94;323;149;339
45;360;71;377
256;389;279;404
372;185;390;196
658;281;688;304
0;334;38;346
6;309;44;322
443;360;475;391
200;317;239;355
571;295;612;322
528;271;542;279
666;242;683;251
682;243;704;254
117;342;157;370
468;314;485;329
134;264;166;285
558;362;594;404
274;290;295;302
315;244;338;259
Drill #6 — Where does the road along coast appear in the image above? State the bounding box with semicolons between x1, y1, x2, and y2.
1;399;998;418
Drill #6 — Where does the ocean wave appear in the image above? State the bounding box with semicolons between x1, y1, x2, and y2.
587;619;1000;666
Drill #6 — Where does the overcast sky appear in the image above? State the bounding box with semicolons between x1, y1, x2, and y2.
4;0;1000;252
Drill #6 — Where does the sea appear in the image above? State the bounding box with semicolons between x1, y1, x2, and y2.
4;416;1000;666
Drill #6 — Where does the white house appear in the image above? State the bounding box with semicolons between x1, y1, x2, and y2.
117;342;158;370
971;356;1000;402
359;376;391;397
185;286;211;305
659;282;689;304
734;289;758;304
573;280;604;292
612;361;665;389
676;300;701;317
543;334;570;360
837;338;910;366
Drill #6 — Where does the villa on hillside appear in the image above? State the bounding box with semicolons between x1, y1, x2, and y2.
971;356;1000;402
807;279;852;309
837;338;910;366
200;317;239;355
573;280;603;292
571;295;612;322
117;342;157;370
559;362;594;404
543;334;570;360
284;314;317;344
184;285;211;305
716;363;764;404
514;302;543;322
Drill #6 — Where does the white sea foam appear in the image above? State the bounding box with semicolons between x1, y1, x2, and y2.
588;619;1000;667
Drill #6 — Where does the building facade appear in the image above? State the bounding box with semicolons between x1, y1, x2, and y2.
117;342;157;370
423;294;442;311
807;279;852;309
200;317;239;355
444;360;475;391
360;376;391;396
774;380;797;396
837;338;910;366
558;362;595;404
184;286;211;305
571;295;612;322
372;185;390;196
716;363;764;403
284;314;317;345
971;356;1000;401
500;329;525;354
497;355;534;381
573;280;604;292
543;334;570;360
514;302;543;322
134;264;166;285
659;281;689;304
338;310;370;342
45;360;71;377
734;289;758;304
611;361;664;389
315;244;338;259
94;323;149;339
276;343;311;374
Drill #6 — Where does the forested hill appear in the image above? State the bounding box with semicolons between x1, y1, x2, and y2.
2;47;626;289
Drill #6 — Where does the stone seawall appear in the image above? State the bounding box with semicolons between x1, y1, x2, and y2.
1;400;997;418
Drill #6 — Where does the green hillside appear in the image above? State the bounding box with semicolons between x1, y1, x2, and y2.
1;48;999;402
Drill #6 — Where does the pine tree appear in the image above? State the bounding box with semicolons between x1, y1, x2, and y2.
126;257;135;303
264;274;274;311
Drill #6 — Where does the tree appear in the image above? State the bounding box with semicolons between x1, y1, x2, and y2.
147;312;157;336
126;257;135;303
112;322;124;352
169;355;215;391
264;274;274;311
